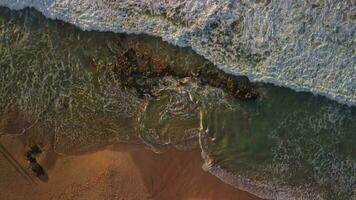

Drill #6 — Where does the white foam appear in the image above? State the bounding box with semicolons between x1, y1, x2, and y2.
0;0;355;106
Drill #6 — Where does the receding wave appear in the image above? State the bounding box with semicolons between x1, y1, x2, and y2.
0;0;355;106
0;7;355;200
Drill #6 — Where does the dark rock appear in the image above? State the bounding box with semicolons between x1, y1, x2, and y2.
30;161;45;177
25;151;36;163
198;62;258;100
25;144;42;162
30;145;41;156
111;44;258;100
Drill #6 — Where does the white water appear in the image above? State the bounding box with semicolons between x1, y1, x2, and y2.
1;0;355;106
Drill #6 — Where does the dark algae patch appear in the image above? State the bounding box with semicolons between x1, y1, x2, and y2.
0;6;355;200
97;38;258;100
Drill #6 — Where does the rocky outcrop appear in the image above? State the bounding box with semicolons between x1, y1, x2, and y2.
0;0;355;105
110;46;258;100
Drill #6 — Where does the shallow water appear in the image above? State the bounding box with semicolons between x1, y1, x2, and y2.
201;84;356;199
0;7;355;200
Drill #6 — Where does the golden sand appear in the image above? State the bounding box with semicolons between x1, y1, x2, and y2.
0;135;261;200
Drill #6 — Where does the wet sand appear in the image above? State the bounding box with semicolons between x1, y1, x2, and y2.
0;136;261;200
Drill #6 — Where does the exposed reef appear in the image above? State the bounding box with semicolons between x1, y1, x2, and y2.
0;0;355;105
112;47;258;100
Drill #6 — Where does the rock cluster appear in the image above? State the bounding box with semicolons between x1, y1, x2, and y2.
0;0;354;105
110;46;258;100
25;145;45;178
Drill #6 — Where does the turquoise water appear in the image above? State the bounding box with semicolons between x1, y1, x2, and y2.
0;7;355;200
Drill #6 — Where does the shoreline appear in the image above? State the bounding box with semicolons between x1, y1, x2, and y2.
0;5;354;200
0;2;354;106
0;135;261;200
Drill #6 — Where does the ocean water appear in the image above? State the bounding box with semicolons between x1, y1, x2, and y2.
0;7;355;200
1;0;355;106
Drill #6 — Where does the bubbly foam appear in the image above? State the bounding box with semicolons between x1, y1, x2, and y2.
0;0;355;106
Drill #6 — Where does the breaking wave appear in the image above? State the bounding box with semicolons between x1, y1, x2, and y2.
0;0;355;106
0;6;355;200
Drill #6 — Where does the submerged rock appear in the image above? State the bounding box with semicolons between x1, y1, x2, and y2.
113;46;258;100
0;0;354;105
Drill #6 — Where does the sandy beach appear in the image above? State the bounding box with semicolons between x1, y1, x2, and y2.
0;135;261;200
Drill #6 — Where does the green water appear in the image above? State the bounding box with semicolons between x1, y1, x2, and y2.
202;84;355;199
0;7;355;200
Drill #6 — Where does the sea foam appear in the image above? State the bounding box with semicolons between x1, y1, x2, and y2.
0;0;355;106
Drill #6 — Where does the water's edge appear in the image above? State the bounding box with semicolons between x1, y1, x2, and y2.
198;122;319;200
1;4;354;200
0;1;355;106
